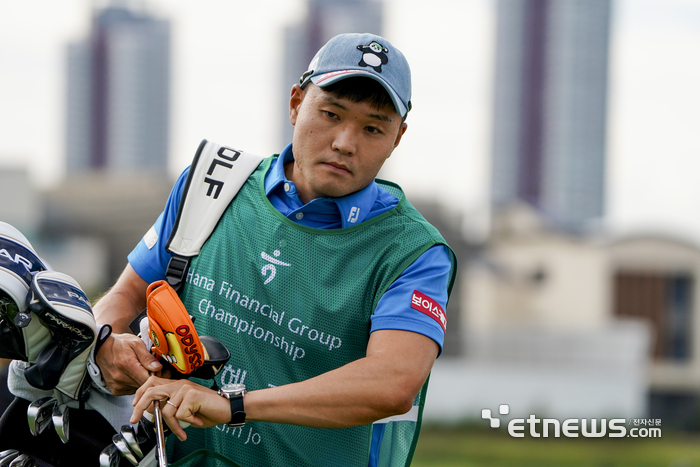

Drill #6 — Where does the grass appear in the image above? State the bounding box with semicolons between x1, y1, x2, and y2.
411;424;700;467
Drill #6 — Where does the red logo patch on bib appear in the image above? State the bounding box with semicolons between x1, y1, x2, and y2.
411;290;447;332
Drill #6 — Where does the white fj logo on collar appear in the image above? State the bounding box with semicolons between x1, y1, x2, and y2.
347;207;360;224
261;250;291;284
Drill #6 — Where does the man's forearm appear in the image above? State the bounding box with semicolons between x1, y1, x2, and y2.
131;330;439;438
94;263;148;332
244;359;414;428
244;329;438;428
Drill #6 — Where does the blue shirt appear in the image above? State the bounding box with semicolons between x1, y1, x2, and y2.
128;144;452;354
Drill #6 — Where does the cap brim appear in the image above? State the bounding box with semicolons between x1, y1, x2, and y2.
310;70;408;118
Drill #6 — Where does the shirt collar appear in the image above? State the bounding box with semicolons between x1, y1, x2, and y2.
264;143;295;197
265;144;379;228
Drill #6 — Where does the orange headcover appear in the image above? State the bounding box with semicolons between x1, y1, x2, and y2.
146;280;208;374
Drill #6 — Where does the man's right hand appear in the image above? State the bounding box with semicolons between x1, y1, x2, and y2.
92;264;154;395
95;332;162;396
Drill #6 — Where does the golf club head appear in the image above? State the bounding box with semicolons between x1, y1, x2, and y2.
51;404;69;444
8;454;35;467
0;451;19;467
99;444;121;467
112;434;139;466
120;425;144;458
26;397;57;436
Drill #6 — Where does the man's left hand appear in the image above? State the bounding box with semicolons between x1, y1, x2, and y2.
131;376;231;441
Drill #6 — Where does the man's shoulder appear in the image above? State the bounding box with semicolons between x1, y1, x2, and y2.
374;181;450;245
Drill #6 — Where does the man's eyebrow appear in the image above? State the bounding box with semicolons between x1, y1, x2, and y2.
321;95;395;123
322;96;348;111
366;112;394;123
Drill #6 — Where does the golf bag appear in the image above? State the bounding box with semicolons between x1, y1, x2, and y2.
2;139;261;466
0;221;115;466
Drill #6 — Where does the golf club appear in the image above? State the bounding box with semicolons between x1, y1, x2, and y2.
98;444;121;467
26;397;57;436
112;433;139;466
152;400;167;467
0;451;19;467
51;404;69;444
7;454;34;467
120;425;144;458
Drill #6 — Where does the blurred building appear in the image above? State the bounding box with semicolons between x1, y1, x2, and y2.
280;0;384;146
425;203;700;429
0;167;108;297
0;168;40;238
42;172;173;288
610;234;700;430
66;3;171;173
58;3;173;285
490;0;611;232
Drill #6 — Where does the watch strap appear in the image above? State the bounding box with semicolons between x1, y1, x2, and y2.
227;392;246;428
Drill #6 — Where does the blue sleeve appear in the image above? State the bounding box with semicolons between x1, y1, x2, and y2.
127;167;190;284
369;244;452;357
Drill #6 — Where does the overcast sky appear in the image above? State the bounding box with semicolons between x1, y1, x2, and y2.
0;0;699;243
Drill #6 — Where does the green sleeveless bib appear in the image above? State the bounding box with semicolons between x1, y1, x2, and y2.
168;157;456;467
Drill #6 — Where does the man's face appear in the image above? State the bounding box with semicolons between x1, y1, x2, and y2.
288;84;407;204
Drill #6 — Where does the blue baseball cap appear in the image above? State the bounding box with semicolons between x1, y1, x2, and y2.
299;33;412;118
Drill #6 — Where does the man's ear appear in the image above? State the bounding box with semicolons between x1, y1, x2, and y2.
289;84;305;126
393;122;408;150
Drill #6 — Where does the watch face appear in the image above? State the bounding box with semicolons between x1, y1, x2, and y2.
221;383;246;393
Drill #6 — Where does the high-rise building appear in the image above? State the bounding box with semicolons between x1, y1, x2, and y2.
280;0;383;146
66;4;170;173
490;0;611;231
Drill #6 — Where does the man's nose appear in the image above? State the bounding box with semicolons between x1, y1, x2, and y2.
331;125;357;155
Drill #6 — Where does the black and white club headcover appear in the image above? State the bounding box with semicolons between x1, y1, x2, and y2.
24;270;97;401
0;222;51;362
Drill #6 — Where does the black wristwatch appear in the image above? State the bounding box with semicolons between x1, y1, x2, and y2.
218;383;246;428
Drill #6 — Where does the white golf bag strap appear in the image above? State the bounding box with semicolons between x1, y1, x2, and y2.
166;139;266;257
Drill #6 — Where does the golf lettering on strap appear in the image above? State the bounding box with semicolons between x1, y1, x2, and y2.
410;290;446;332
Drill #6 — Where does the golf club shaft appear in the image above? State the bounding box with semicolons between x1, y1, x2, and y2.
153;400;167;467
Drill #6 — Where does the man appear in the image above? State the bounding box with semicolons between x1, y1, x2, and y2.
95;33;456;467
